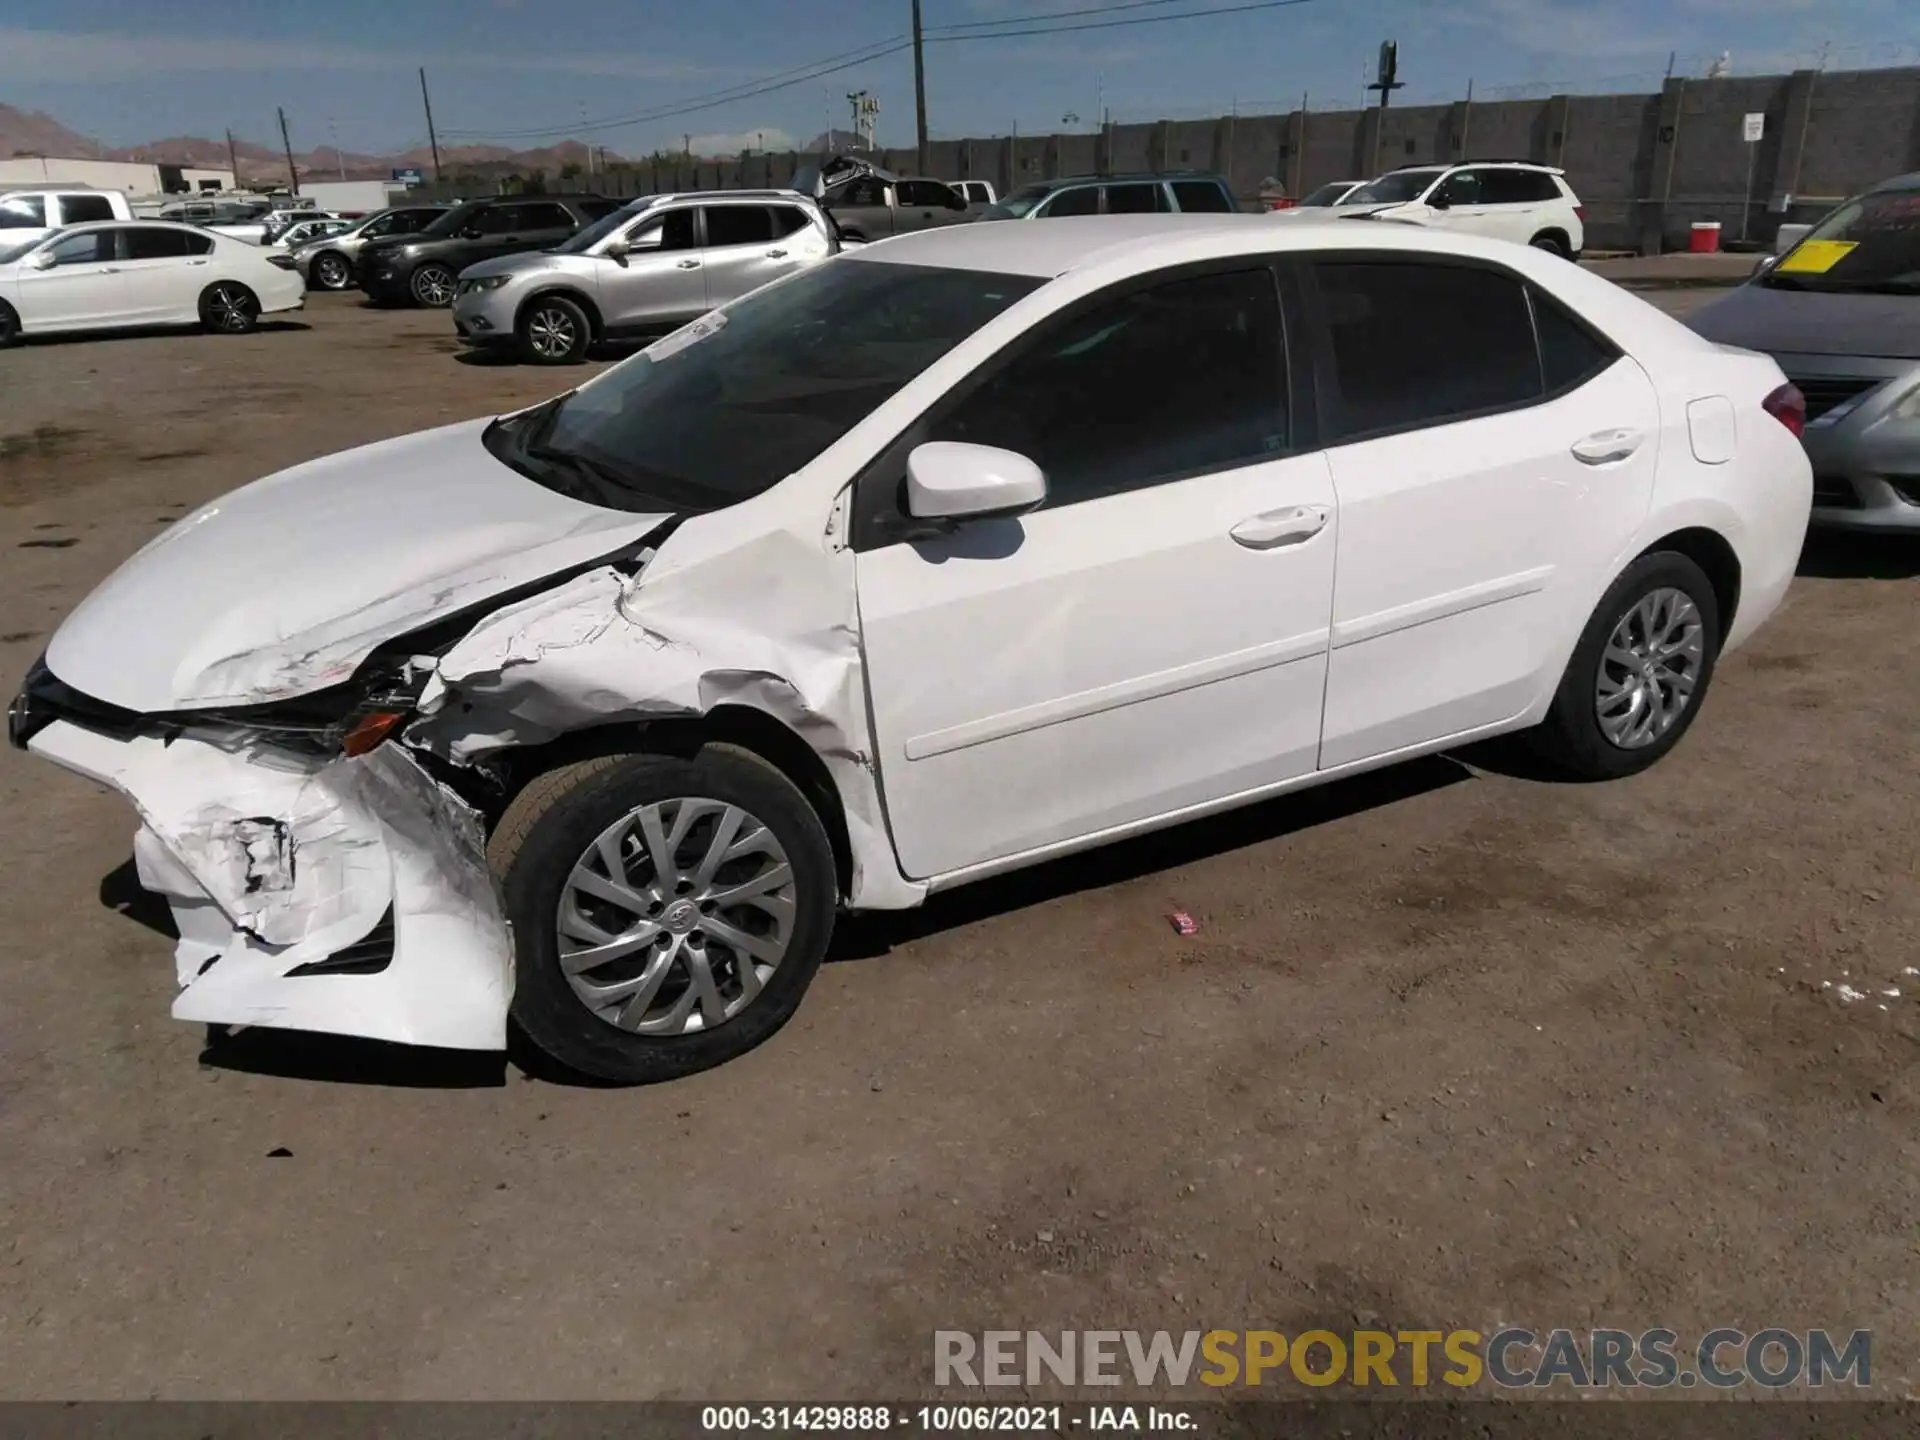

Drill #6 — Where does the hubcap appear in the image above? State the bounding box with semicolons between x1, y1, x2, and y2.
556;797;797;1036
415;267;454;305
209;286;253;331
1594;587;1705;749
316;255;347;287
528;308;576;357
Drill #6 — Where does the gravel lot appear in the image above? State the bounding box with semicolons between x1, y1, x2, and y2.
1;285;1915;1402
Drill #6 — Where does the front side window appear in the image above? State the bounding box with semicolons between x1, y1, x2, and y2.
1039;186;1099;218
837;178;887;208
1435;170;1483;206
703;205;775;247
1298;182;1358;208
0;195;47;229
60;195;116;223
46;230;114;266
627;208;697;252
985;184;1050;219
1765;185;1920;294
897;180;956;208
1104;182;1168;215
484;260;1043;514
929;267;1288;510
1312;260;1541;439
1346;169;1445;205
1171;180;1234;213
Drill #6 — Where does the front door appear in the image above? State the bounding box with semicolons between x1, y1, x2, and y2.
14;229;128;330
1422;169;1489;236
857;265;1337;879
1307;256;1660;768
599;207;704;329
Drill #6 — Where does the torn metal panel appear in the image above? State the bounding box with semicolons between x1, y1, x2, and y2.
30;719;512;1050
410;518;926;912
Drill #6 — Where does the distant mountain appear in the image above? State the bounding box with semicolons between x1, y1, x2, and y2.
0;103;668;186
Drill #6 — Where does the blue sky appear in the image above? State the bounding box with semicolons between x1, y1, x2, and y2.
3;0;1916;157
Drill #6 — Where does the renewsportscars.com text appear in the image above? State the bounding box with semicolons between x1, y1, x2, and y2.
934;1328;1871;1390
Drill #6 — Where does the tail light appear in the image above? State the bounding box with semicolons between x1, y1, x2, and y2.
1573;204;1586;221
1763;382;1806;439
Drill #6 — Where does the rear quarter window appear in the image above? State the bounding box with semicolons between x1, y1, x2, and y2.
1171;180;1234;213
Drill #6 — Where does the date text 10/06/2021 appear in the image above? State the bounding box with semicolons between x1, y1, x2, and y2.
701;1407;1188;1432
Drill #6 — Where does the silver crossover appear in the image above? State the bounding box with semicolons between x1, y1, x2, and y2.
290;204;451;291
451;191;838;364
1690;170;1920;532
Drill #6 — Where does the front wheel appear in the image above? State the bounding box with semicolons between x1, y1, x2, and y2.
517;294;592;364
490;743;838;1084
311;251;353;291
199;282;259;334
0;300;19;348
1529;231;1571;258
1528;551;1722;780
409;263;457;307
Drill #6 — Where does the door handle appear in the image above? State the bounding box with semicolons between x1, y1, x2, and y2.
765;248;788;258
101;267;121;274
676;258;701;269
1229;504;1328;550
1570;428;1644;466
188;258;208;266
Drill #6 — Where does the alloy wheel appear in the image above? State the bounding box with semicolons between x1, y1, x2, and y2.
555;797;797;1036
526;306;578;360
207;285;256;332
1594;587;1705;749
314;254;350;289
412;266;455;306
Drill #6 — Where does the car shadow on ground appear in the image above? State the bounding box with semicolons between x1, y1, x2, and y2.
18;320;310;347
1797;530;1918;580
451;338;658;369
828;754;1473;964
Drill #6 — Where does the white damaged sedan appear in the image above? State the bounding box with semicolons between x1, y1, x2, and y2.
11;218;1812;1082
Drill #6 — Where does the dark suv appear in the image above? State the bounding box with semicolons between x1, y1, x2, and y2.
979;173;1238;221
358;195;624;307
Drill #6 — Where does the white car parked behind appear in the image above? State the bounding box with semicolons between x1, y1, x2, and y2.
11;217;1809;1082
0;221;305;344
1317;162;1586;258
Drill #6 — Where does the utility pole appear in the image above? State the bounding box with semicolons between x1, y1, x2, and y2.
419;67;443;181
277;107;299;195
329;118;345;180
224;128;239;189
911;0;929;175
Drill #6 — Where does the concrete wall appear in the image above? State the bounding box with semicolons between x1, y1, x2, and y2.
413;63;1920;252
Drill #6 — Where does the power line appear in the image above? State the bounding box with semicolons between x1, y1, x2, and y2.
927;0;1211;33
931;0;1316;43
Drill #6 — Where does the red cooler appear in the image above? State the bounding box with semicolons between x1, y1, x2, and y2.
1689;221;1722;254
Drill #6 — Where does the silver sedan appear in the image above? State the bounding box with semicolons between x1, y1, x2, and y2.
451;191;838;364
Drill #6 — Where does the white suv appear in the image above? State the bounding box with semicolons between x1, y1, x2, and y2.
1336;162;1585;258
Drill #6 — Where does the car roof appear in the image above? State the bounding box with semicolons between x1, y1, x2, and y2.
1020;172;1227;190
1388;160;1566;175
1869;170;1920;193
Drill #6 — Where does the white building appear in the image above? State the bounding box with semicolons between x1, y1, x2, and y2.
0;156;236;194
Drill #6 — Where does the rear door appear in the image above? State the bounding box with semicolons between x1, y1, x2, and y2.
1305;255;1659;767
856;264;1337;879
697;204;779;305
599;207;704;329
117;226;214;322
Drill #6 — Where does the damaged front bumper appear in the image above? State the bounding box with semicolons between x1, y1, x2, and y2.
18;704;514;1052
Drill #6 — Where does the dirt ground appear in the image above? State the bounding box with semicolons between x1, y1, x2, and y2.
0;285;1915;1403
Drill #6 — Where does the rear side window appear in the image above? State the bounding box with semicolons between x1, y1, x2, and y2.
125;227;211;259
769;206;811;237
1531;286;1619;394
1040;186;1099;218
930;267;1288;509
1480;169;1560;205
1312;260;1541;439
703;205;775;247
0;195;46;228
1171;180;1234;213
1105;182;1168;214
60;195;117;223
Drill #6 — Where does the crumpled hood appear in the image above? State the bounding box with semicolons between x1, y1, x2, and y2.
1687;282;1920;361
46;418;672;714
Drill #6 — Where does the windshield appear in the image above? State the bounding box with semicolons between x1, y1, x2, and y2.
1345;169;1443;205
1299;182;1358;207
0;235;45;265
554;203;648;254
1763;188;1920;294
484;259;1045;514
982;185;1051;221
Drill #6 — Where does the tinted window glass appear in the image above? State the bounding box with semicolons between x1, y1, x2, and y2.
1040;186;1099;217
470;204;517;234
1314;261;1541;438
61;195;117;223
1478;169;1558;204
630;209;697;251
496;262;1043;514
47;230;113;265
1435;171;1482;206
1171;180;1234;213
1531;286;1618;393
390;209;437;234
931;268;1287;509
1346;168;1444;204
0;195;46;229
838;178;887;207
125;227;210;259
517;203;576;230
1105;182;1168;214
580;199;623;220
769;205;811;237
703;205;775;247
897;180;955;207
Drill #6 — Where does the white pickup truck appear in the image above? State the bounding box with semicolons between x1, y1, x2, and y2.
0;187;134;244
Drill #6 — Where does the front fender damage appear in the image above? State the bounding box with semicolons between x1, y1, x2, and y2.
40;524;917;1052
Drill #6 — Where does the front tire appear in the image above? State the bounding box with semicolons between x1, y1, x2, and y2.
1529;551;1722;780
490;744;838;1084
311;251;353;291
0;300;19;348
199;282;259;334
409;263;457;307
1530;230;1571;259
517;294;592;365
